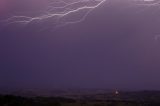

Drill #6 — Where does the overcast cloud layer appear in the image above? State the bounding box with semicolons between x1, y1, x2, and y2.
1;0;160;90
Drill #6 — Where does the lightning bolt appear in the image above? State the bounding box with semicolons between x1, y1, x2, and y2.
1;0;106;30
134;0;160;6
1;0;159;31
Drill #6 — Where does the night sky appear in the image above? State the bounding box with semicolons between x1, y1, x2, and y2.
1;0;160;90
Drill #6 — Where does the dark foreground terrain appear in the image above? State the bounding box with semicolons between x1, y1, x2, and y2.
1;91;160;106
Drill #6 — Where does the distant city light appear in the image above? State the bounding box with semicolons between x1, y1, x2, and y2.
115;90;119;95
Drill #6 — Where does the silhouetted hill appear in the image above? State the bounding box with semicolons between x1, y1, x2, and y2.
1;90;160;106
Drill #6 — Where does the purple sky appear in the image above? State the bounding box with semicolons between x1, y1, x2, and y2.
1;0;160;90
